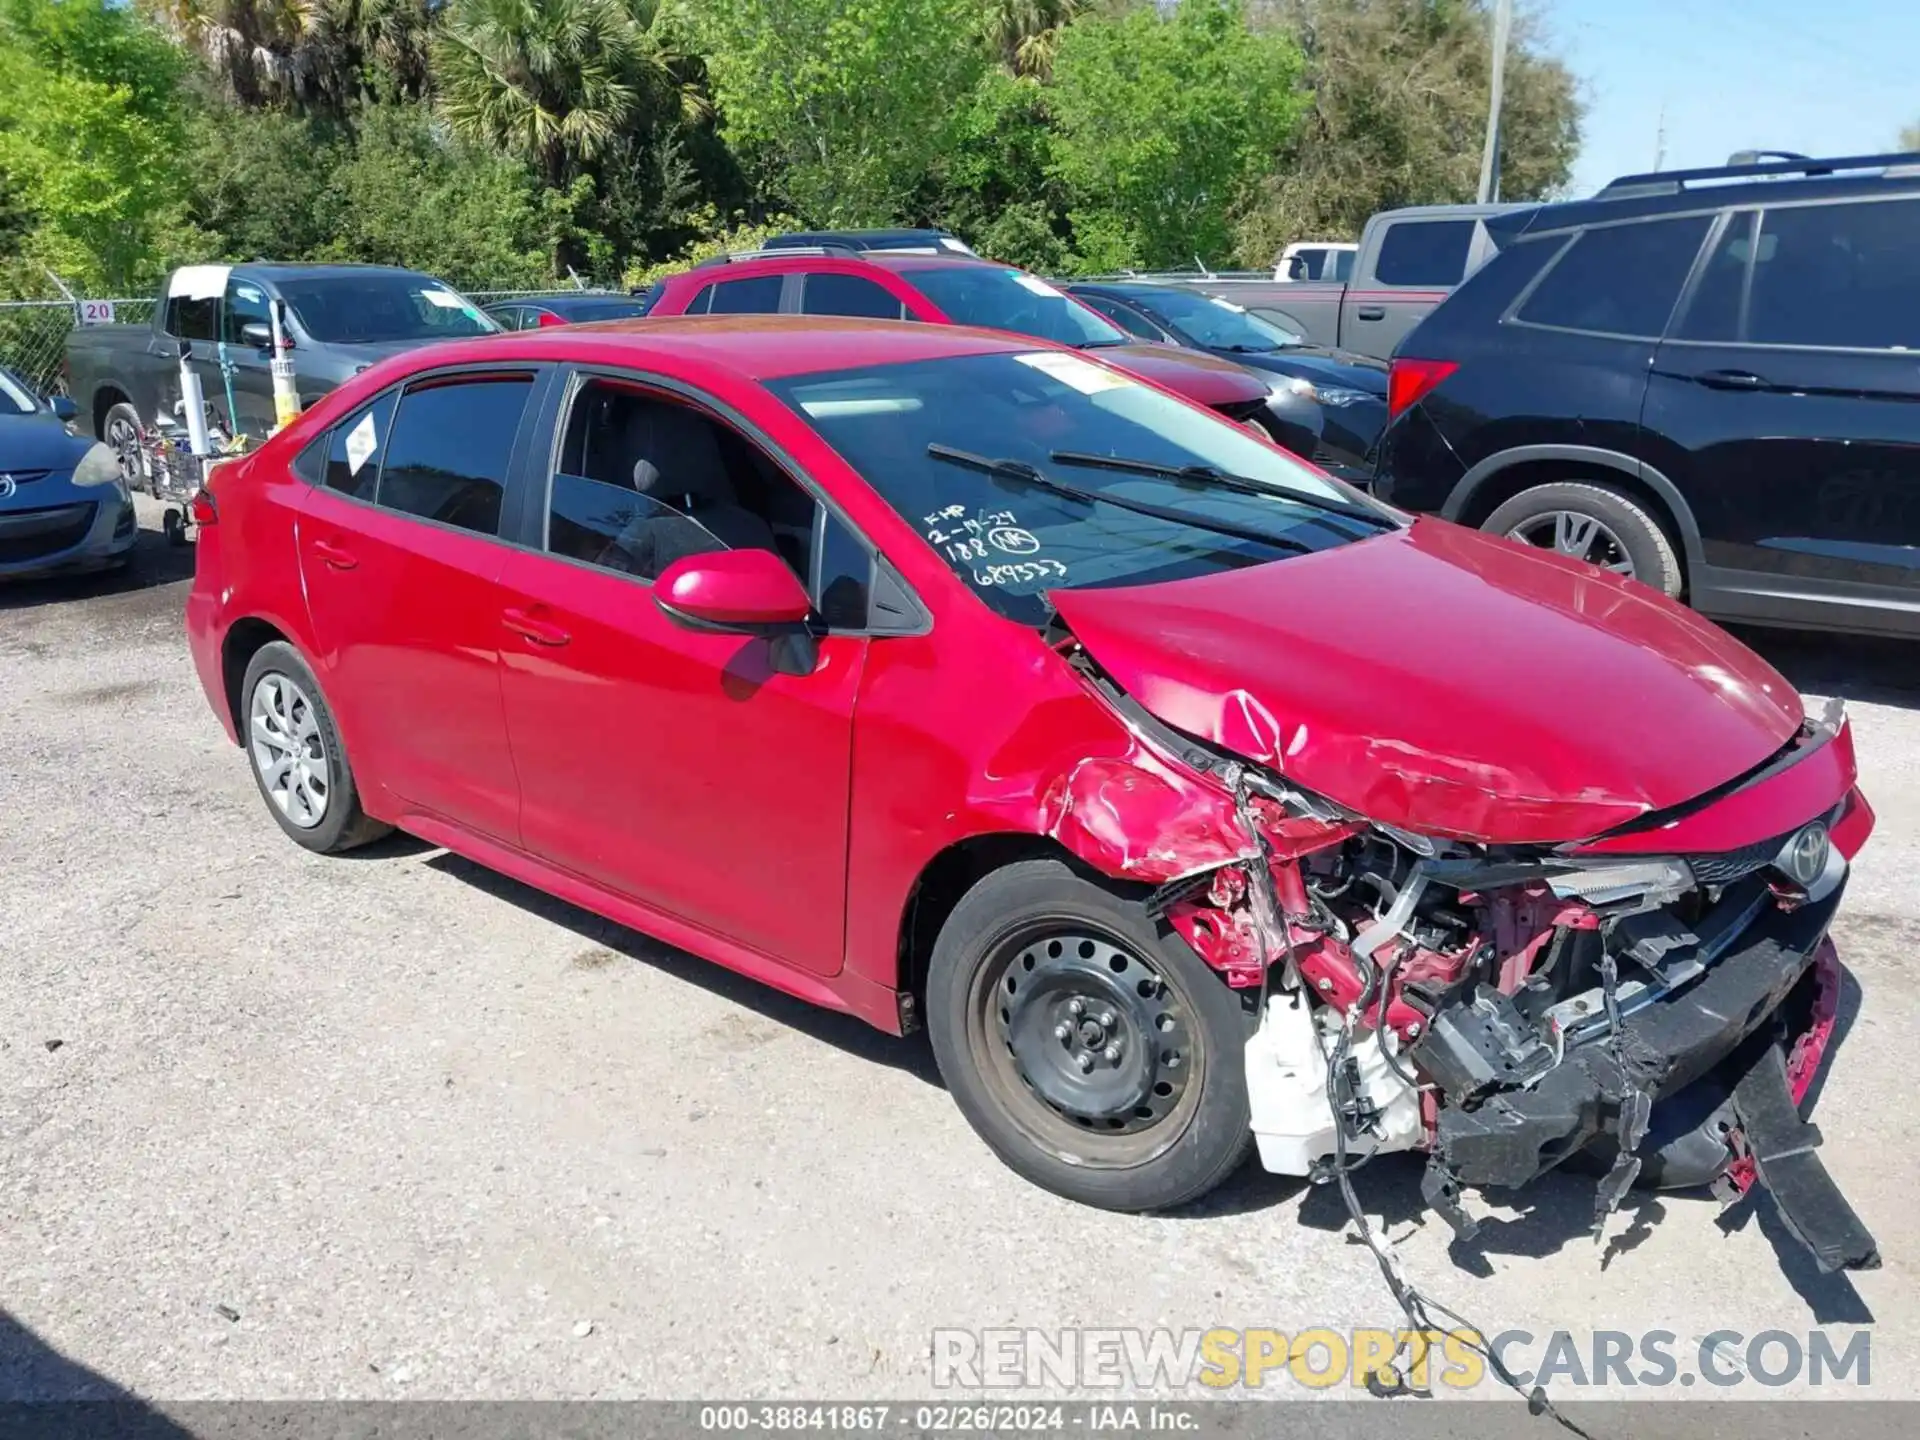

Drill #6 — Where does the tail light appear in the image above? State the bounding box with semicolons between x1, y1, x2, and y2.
1386;357;1458;419
536;310;566;328
188;488;218;527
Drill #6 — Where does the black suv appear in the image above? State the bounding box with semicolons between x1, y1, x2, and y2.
1375;150;1920;638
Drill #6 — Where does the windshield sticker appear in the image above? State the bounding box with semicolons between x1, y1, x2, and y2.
1012;351;1131;395
344;413;379;476
1010;273;1065;298
974;559;1068;588
421;288;467;309
1208;296;1248;313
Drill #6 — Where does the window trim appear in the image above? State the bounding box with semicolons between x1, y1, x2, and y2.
310;363;553;549
536;365;931;637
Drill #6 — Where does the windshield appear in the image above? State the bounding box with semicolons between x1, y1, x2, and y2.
557;298;652;321
770;351;1391;626
908;266;1127;348
0;367;38;416
279;274;498;343
1140;290;1302;350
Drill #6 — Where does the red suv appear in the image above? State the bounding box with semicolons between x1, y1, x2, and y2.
642;249;1307;444
184;315;1876;1270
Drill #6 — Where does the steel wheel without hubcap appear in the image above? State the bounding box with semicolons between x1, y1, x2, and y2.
1505;509;1636;577
249;673;330;829
970;927;1201;1162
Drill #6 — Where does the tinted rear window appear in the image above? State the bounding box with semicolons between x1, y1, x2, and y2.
698;275;785;314
1373;221;1475;287
1515;215;1711;338
376;375;533;536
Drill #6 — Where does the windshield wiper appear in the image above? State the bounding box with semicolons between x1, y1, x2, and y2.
1222;343;1281;353
924;444;1313;554
1047;450;1392;530
1071;337;1129;350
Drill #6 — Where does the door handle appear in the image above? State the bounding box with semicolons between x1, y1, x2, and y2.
1355;306;1386;321
1694;368;1768;391
311;537;357;571
502;607;571;647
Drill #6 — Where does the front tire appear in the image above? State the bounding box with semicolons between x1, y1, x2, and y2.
926;859;1253;1212
1482;480;1684;597
239;642;390;854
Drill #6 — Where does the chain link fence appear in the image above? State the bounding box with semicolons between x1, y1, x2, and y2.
0;282;599;400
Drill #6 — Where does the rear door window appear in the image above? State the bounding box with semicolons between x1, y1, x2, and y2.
697;275;786;315
800;273;904;319
1746;199;1920;349
164;294;218;342
375;374;534;536
1372;220;1475;287
1515;215;1711;338
323;392;397;500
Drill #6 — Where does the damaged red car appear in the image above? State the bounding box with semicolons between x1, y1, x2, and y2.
186;315;1878;1275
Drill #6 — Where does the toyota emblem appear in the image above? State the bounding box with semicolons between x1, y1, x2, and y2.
0;473;15;500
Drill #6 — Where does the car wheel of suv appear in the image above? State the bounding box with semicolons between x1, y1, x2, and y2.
926;859;1253;1212
1483;481;1683;597
240;641;390;854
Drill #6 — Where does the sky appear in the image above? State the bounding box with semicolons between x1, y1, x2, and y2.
1539;0;1920;198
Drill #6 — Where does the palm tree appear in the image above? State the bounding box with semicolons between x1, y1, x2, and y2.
983;0;1092;79
432;0;698;191
139;0;438;111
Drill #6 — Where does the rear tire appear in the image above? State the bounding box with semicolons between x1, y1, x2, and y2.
926;859;1253;1212
1483;480;1683;597
239;641;390;854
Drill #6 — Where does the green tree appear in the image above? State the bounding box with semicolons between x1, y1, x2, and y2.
919;69;1075;271
138;0;440;112
689;0;990;226
983;0;1090;78
1047;0;1307;271
1233;0;1581;265
0;0;204;291
434;0;698;192
311;101;556;287
1899;119;1920;153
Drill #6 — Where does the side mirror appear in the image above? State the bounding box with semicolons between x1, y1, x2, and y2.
240;322;273;350
48;395;78;422
654;549;812;632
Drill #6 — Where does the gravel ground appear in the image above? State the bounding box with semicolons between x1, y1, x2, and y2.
3;499;1917;1404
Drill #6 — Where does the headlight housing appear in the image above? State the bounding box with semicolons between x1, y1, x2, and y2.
71;442;127;491
1312;385;1376;408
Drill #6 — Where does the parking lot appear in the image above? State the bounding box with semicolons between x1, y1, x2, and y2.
2;500;1916;1403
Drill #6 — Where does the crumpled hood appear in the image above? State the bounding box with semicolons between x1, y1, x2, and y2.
1050;519;1804;844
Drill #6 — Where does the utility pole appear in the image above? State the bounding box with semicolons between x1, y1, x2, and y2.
1477;0;1514;203
1654;99;1668;172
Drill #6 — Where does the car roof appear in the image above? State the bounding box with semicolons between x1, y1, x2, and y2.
233;262;444;281
412;314;1039;382
1502;151;1920;238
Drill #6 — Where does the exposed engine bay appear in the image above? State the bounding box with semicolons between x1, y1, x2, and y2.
1077;651;1882;1280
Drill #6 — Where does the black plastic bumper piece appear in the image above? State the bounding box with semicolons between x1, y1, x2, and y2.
1730;1041;1880;1273
1433;883;1841;1191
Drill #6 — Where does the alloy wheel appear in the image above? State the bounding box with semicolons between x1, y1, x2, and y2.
249;673;330;828
1506;508;1636;577
106;414;141;487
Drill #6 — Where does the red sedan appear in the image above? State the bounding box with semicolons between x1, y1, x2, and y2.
641;248;1289;437
185;316;1877;1270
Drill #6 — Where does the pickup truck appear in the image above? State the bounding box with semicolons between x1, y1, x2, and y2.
1152;203;1525;360
65;262;498;464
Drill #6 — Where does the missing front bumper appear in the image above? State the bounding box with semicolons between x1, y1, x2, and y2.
1423;881;1878;1272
